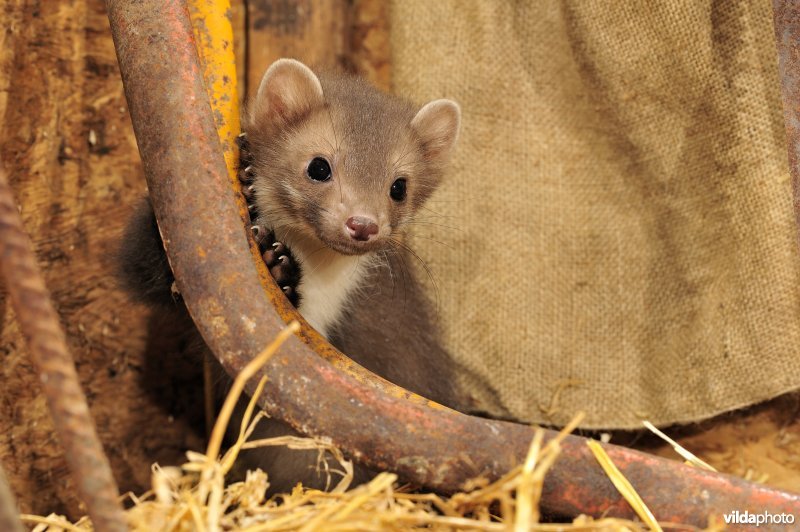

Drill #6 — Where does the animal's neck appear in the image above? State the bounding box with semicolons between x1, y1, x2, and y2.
280;231;374;338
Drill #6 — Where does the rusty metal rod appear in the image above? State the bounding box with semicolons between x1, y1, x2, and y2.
0;461;23;532
0;166;127;532
774;0;800;234
106;0;800;528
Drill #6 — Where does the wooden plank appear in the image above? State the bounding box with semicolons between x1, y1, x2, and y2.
246;0;349;97
349;0;391;91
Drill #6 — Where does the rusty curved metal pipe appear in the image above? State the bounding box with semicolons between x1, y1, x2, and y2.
105;0;800;528
775;0;800;232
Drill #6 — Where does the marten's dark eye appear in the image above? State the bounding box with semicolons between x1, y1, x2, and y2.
307;157;331;182
390;178;407;202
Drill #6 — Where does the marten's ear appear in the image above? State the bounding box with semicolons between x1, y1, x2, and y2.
411;99;461;163
250;59;324;126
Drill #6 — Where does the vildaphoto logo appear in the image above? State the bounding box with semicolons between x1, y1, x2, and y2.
723;510;795;526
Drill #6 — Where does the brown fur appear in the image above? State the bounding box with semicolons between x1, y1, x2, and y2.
331;261;465;408
234;60;467;492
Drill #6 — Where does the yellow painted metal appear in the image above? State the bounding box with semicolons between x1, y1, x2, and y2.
188;0;240;186
188;0;242;439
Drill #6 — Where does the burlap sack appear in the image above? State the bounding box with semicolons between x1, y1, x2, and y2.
389;0;800;429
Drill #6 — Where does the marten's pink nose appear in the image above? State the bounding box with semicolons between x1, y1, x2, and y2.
345;216;379;241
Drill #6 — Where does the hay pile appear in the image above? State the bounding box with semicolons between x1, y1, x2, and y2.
22;325;721;531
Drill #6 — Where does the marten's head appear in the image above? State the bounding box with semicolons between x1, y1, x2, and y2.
244;59;460;256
